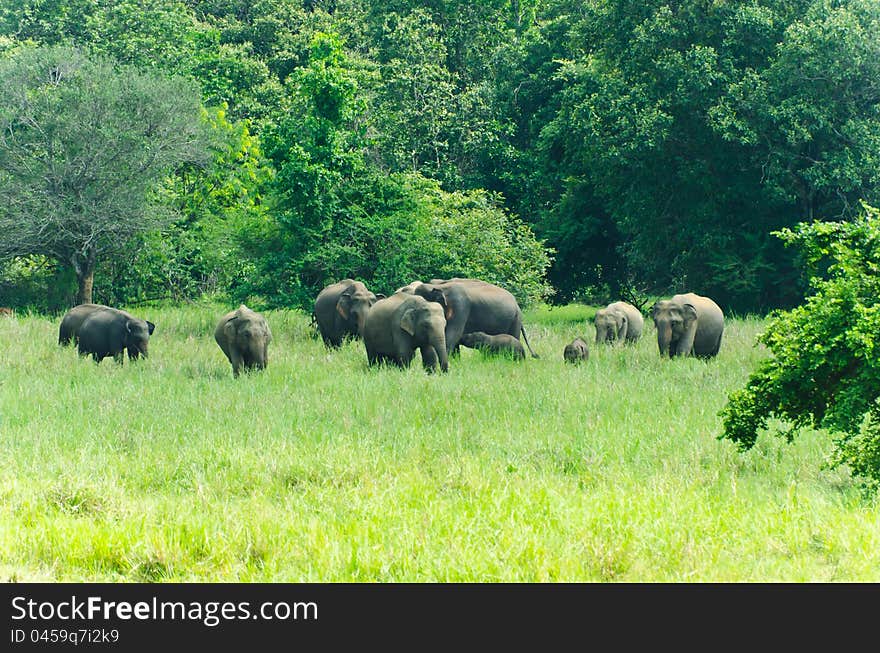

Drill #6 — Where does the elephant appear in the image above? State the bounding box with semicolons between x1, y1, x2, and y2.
594;301;644;345
564;337;590;364
395;281;424;294
59;303;113;345
214;304;272;378
651;292;724;359
314;279;383;348
459;331;526;360
413;278;538;358
362;292;448;373
76;306;156;363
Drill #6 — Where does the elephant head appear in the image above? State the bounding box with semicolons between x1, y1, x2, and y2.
594;308;628;344
125;318;156;359
338;286;383;337
400;299;448;373
652;300;698;357
413;284;454;321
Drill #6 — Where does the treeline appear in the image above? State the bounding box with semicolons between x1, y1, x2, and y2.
1;1;879;313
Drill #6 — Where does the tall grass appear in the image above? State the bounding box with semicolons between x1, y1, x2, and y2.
1;302;877;581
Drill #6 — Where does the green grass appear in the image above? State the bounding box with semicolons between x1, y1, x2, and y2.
1;301;878;582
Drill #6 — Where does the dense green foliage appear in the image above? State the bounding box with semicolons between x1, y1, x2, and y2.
1;1;879;312
3;307;879;581
721;204;880;491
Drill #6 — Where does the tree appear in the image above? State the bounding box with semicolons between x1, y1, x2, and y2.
0;45;209;304
246;33;552;308
720;204;880;492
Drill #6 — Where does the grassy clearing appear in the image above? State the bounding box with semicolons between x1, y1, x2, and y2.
0;301;877;581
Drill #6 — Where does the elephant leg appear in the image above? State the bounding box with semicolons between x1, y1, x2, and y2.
229;350;243;377
113;351;124;365
444;321;466;356
618;320;628;343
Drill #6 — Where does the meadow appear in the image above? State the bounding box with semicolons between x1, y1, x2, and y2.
1;302;878;582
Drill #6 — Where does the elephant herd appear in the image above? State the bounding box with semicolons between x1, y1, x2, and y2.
312;278;725;373
54;281;725;378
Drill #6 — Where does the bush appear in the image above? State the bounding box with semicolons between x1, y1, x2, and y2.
238;171;554;309
720;203;880;491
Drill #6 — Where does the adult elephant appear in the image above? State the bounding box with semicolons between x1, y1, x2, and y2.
59;303;113;345
215;304;272;378
413;278;538;358
594;301;644;345
313;279;383;348
651;292;724;359
362;292;448;373
77;306;156;363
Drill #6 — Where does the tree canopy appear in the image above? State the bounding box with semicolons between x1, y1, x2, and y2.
0;1;879;313
0;44;209;303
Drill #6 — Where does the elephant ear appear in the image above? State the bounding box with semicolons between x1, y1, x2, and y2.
336;291;353;319
439;289;453;321
400;308;417;336
146;320;156;336
682;303;698;323
651;302;661;319
223;315;239;340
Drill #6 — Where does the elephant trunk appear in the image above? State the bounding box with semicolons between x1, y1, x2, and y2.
354;310;367;337
431;332;448;373
657;322;672;357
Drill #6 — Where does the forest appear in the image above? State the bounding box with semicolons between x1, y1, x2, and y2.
2;0;879;314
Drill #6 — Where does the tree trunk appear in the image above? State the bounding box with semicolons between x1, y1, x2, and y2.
73;248;97;305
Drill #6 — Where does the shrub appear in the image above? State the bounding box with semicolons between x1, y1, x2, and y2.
720;203;880;491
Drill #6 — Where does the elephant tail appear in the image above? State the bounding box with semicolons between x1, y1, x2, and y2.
521;326;539;359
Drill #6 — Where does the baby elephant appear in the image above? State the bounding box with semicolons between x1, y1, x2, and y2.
563;337;590;364
215;305;272;378
459;331;526;360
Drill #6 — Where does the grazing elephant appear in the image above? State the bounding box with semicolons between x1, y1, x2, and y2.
77;307;156;363
594;301;644;345
652;292;724;359
564;337;590;364
59;303;112;345
362;292;448;373
314;279;383;348
413;278;538;358
215;305;272;378
460;331;526;360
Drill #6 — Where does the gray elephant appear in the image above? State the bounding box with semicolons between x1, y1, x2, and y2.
215;305;272;378
314;279;383;348
413;278;538;358
59;303;112;345
459;331;526;360
362;292;448;373
77;306;156;363
594;301;644;345
652;292;724;359
395;281;424;294
564;337;590;364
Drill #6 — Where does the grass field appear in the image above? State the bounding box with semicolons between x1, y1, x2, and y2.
1;302;878;582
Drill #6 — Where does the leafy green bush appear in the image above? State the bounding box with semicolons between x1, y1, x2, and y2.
720;203;880;491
